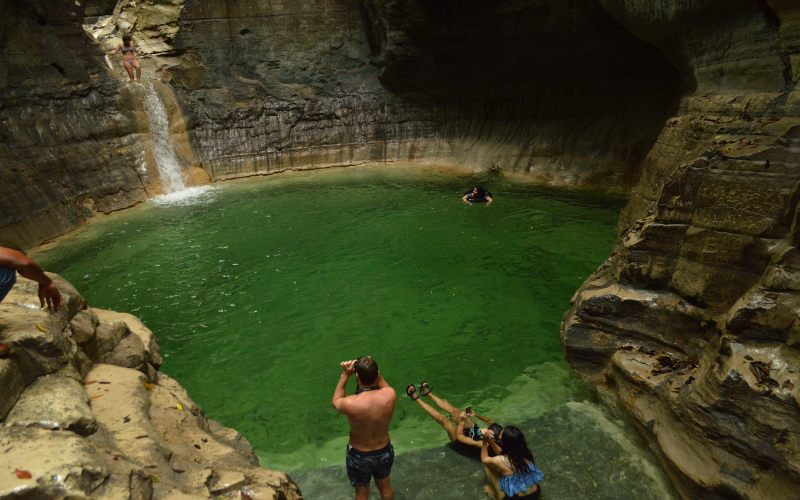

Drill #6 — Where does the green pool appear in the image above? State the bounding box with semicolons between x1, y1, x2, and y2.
36;165;625;472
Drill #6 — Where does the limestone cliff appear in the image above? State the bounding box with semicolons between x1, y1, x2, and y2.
0;275;300;499
0;0;679;246
562;1;800;498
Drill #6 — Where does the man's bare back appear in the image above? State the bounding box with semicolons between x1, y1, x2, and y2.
342;385;396;451
332;357;397;499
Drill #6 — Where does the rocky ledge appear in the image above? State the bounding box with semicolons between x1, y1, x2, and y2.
0;275;300;499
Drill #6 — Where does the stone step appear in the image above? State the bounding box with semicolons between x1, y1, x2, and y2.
0;426;107;498
4;364;97;436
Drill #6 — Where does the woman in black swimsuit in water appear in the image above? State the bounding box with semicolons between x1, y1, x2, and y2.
109;33;141;81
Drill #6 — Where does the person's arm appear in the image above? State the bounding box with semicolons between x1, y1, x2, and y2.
481;432;495;463
485;195;494;205
462;194;471;204
0;248;61;311
332;359;356;414
109;44;121;55
454;413;481;447
489;434;502;455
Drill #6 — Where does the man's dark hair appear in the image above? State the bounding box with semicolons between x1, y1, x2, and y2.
355;356;379;385
475;186;487;198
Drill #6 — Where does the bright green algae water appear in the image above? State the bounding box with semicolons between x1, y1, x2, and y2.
35;166;627;473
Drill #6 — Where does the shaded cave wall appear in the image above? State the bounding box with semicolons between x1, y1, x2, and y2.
561;1;800;498
168;0;678;187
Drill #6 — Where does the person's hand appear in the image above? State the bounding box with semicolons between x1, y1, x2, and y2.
484;429;495;440
38;280;62;312
340;359;356;376
459;411;467;420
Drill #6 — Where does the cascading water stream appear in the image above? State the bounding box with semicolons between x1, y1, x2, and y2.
142;83;187;194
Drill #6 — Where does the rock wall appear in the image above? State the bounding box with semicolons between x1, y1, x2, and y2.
0;274;300;498
0;1;154;249
167;0;677;186
562;1;800;498
0;0;680;247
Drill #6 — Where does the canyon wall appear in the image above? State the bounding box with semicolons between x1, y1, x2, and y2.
562;1;800;498
0;0;678;247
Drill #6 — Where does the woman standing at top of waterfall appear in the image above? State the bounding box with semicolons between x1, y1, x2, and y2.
109;34;141;81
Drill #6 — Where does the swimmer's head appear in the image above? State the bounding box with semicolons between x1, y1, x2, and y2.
474;186;487;198
355;355;379;385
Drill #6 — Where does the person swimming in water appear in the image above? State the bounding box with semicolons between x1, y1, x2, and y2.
462;186;494;205
109;33;141;81
406;381;502;453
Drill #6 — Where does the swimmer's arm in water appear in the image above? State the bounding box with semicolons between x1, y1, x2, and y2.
485;195;494;205
462;194;471;204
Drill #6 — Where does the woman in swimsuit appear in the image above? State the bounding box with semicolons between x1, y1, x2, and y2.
481;426;544;499
109;33;141;81
406;381;501;451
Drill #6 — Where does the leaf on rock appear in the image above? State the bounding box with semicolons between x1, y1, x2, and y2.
15;469;32;479
143;382;156;391
34;324;48;333
176;403;183;411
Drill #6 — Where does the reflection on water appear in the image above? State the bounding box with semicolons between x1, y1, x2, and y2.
31;166;672;497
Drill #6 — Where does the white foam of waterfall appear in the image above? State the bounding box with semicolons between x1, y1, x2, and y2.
142;82;187;194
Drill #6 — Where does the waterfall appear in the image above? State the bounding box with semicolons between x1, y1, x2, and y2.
142;83;187;194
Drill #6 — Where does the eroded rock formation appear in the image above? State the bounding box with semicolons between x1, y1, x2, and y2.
0;275;300;498
3;0;800;498
0;0;679;246
562;1;800;498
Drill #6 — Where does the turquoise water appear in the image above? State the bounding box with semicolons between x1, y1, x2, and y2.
35;165;625;473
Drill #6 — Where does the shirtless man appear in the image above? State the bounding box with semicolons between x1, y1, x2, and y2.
0;246;61;310
0;246;62;356
332;356;397;500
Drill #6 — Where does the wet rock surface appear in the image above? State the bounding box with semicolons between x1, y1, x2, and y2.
293;401;677;499
0;276;301;499
562;3;800;497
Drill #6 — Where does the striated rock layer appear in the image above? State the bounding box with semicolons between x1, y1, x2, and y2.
0;274;300;499
562;1;800;498
0;0;679;247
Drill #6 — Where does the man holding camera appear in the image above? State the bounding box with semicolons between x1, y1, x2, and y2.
332;356;397;500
